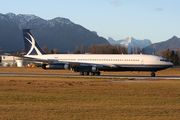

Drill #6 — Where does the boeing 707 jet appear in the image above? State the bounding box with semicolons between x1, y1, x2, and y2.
21;29;173;77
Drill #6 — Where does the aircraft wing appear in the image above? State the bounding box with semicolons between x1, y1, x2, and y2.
56;60;118;68
12;56;54;63
14;55;118;68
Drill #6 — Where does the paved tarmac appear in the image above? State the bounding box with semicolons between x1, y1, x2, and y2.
1;72;180;80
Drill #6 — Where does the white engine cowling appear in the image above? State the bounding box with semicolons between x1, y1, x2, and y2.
42;63;69;70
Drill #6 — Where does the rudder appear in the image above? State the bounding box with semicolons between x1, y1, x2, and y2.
22;29;46;55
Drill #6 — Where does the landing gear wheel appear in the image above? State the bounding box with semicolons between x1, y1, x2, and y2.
91;72;95;76
95;72;100;76
84;72;89;75
91;72;100;76
151;72;155;77
80;72;84;75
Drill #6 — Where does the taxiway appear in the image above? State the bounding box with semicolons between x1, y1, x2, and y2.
0;72;180;80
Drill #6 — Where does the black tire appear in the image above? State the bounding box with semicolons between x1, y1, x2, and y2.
80;72;84;75
95;72;100;76
151;72;155;77
91;72;95;76
84;72;89;75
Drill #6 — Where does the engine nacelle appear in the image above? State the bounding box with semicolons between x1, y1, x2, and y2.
42;63;69;70
76;66;98;72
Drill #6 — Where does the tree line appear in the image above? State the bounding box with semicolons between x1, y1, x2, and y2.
75;44;142;54
156;49;180;65
42;46;59;54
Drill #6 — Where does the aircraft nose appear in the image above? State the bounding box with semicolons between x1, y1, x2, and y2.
169;62;173;67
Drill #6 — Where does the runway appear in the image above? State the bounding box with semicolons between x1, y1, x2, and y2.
1;72;180;80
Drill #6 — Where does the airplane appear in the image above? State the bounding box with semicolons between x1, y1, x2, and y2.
21;29;173;77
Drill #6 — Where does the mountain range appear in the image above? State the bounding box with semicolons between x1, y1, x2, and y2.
144;36;180;54
0;13;179;54
107;36;180;54
106;37;152;52
0;13;109;52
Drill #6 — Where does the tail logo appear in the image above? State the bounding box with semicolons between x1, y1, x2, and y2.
22;29;45;55
25;33;43;55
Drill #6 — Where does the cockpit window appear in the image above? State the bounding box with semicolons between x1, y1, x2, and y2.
160;59;168;62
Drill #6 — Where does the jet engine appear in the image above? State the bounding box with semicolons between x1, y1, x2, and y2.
42;63;69;70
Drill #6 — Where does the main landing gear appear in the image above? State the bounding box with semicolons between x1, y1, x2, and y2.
79;72;101;76
151;72;156;77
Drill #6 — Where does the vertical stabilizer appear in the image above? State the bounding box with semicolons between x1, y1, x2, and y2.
22;29;46;55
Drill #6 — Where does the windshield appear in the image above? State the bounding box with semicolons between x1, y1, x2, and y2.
160;59;168;62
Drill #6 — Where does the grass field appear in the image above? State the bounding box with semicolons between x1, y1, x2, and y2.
0;68;180;119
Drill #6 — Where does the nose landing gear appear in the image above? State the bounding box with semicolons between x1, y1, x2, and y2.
151;72;156;77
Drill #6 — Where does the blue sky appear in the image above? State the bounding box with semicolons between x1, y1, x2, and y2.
1;0;180;43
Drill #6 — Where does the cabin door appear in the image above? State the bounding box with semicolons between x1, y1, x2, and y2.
141;59;144;65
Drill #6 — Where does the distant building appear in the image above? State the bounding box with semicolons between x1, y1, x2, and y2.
1;56;29;67
1;56;19;67
1;55;42;67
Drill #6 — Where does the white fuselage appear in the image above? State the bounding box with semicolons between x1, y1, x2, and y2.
25;54;173;71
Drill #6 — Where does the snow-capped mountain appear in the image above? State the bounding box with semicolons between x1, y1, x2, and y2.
106;37;152;50
4;13;74;28
0;13;108;52
106;37;120;44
